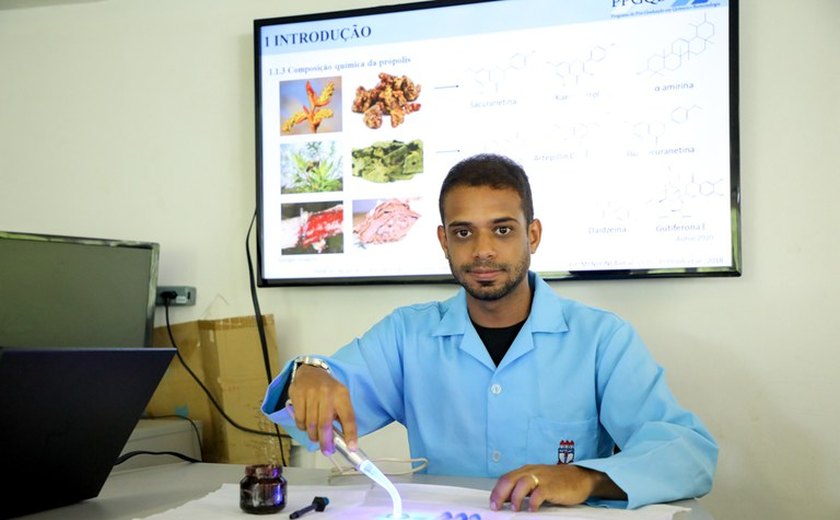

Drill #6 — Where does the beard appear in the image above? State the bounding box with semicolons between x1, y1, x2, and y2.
449;256;530;301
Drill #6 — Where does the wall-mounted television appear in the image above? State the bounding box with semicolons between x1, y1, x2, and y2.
0;231;159;348
254;0;740;286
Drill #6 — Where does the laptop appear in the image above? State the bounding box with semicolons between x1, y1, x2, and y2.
0;347;176;519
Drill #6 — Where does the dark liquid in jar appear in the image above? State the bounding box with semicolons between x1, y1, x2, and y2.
240;464;287;514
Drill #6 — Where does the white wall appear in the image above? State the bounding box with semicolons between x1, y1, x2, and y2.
1;1;838;518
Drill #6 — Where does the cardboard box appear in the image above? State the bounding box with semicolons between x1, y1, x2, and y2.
146;320;218;460
209;377;291;465
145;314;289;464
198;314;280;386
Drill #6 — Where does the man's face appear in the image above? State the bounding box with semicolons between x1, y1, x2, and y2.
437;185;541;302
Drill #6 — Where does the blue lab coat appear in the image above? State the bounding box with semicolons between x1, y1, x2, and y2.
262;272;717;508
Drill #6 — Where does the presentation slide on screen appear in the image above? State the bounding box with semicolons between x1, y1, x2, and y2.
256;0;734;283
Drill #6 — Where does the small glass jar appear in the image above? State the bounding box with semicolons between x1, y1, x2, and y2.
240;464;287;514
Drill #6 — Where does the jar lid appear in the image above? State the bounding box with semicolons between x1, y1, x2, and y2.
245;464;282;478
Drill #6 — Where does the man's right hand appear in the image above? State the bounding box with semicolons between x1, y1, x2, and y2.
287;364;358;455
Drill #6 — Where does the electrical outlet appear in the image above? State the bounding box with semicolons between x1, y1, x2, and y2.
155;286;196;306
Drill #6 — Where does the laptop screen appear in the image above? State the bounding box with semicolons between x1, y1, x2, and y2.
0;347;175;519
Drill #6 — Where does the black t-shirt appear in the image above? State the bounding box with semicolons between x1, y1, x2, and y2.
472;319;526;366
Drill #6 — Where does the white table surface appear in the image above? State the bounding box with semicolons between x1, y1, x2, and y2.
14;462;714;520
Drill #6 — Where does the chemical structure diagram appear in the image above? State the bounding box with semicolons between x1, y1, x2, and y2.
631;104;701;146
647;167;726;219
468;44;613;95
468;51;534;95
478;130;523;156
597;200;632;224
639;13;715;77
551;120;599;143
546;44;613;88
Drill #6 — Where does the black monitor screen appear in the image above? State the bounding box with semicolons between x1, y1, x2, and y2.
0;231;159;348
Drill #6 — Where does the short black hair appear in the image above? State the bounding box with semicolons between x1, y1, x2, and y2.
438;153;534;223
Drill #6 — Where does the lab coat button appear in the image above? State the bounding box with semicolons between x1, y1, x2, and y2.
490;384;502;395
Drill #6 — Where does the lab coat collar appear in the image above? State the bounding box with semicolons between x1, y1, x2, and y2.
527;271;570;334
433;272;570;368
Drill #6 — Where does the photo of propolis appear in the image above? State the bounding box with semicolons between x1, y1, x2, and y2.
279;201;344;255
279;76;343;135
351;72;422;129
352;198;421;249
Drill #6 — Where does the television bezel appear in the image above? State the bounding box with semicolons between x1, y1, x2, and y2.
253;0;741;287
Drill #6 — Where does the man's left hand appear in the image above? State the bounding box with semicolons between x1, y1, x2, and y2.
489;464;626;512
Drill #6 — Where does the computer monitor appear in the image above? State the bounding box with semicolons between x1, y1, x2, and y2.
0;231;159;348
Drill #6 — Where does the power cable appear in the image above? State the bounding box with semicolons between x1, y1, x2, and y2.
246;209;290;465
162;296;291;455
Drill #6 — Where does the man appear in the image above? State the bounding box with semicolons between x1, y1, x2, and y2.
261;153;717;511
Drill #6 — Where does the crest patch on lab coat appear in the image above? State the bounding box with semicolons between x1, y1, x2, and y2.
557;439;575;464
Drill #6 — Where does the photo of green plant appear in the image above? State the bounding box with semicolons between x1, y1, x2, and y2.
280;140;343;194
352;139;423;183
